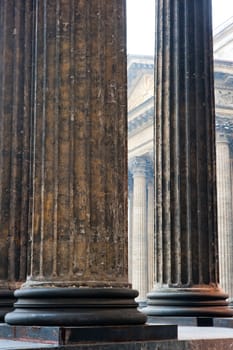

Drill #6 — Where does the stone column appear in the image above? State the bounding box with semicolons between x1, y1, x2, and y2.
128;172;133;284
5;0;146;326
216;134;233;302
147;170;155;293
0;1;32;320
143;0;233;317
131;157;148;301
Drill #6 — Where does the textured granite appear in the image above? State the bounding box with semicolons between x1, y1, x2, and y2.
0;327;233;349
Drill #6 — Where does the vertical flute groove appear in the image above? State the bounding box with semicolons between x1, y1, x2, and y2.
52;0;60;277
39;0;47;277
31;0;38;278
8;2;17;280
156;0;163;286
170;0;180;285
69;0;75;276
0;1;31;287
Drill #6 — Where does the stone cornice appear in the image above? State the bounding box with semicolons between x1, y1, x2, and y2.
214;75;233;89
216;116;233;134
128;107;154;134
127;65;154;90
214;59;233;69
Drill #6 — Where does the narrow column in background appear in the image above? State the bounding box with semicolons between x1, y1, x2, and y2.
5;0;146;326
128;172;133;284
216;133;233;303
143;0;233;317
147;167;155;293
0;1;32;321
131;157;148;302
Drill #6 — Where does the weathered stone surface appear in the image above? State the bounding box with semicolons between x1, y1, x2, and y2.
1;337;233;350
1;324;233;349
143;0;233;317
0;1;32;319
5;0;146;326
22;0;129;288
0;324;177;344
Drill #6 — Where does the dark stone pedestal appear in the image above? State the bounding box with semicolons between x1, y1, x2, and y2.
0;323;177;345
214;318;233;328
1;327;233;349
148;316;233;328
0;290;15;322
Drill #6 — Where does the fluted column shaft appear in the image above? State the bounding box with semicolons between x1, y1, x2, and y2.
28;0;128;288
147;176;154;293
0;1;32;320
131;157;148;301
6;0;146;326
216;134;233;302
128;172;133;284
144;0;232;317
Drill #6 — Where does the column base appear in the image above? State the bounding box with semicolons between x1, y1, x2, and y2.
0;290;15;322
143;288;233;317
5;287;147;326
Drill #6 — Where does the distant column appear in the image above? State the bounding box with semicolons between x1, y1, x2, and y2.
5;0;146;326
128;172;133;284
147;169;155;292
0;1;32;320
143;0;233;317
131;157;148;301
216;133;233;302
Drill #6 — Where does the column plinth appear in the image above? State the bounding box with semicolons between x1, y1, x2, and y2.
146;287;230;317
6;288;143;326
5;0;146;326
143;0;233;317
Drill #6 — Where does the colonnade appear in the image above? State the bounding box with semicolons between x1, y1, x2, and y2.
0;0;232;329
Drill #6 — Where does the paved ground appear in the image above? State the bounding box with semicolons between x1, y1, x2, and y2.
179;326;233;339
0;339;57;349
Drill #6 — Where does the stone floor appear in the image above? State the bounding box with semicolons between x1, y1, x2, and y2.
179;326;233;339
0;340;56;349
0;326;233;349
